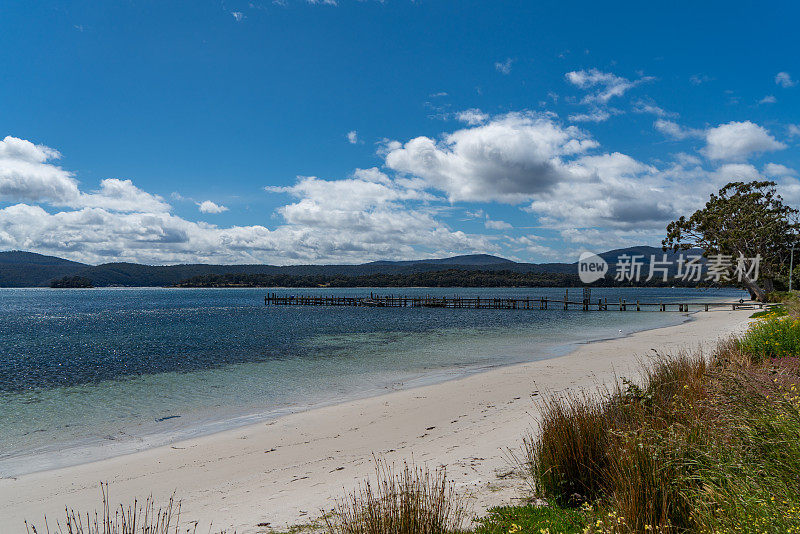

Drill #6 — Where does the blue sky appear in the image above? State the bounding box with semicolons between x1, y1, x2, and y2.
0;0;798;265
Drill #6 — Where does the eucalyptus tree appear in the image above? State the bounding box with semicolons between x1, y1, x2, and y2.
663;181;799;302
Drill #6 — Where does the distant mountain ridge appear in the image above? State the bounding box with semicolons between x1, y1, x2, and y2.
367;254;515;266
0;251;88;267
598;246;705;265
0;247;703;288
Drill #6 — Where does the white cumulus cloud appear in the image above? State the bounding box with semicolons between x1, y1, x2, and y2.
198;200;228;214
0;135;496;264
702;121;786;161
764;163;797;177
0;136;168;212
0;135;79;204
385;112;598;203
79;179;170;213
654;120;787;162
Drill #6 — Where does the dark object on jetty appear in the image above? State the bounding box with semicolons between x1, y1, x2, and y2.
264;292;764;312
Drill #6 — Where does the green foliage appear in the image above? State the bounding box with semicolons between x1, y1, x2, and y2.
177;270;583;288
763;292;800;318
750;305;786;318
738;312;800;360
767;291;800;304
692;360;800;533
474;505;585;534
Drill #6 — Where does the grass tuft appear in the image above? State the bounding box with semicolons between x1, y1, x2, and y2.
24;482;229;534
524;392;610;506
323;460;468;534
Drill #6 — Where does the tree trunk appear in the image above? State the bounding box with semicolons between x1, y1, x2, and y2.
763;278;775;294
741;272;767;302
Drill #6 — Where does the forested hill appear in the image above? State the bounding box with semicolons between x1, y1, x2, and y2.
0;251;89;288
0;247;702;287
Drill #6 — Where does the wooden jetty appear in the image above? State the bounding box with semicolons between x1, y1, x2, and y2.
264;291;766;312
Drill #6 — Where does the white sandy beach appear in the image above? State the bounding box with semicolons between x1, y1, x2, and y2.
0;309;754;533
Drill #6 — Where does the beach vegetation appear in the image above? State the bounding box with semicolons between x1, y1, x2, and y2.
24;482;230;534
738;312;800;360
518;311;800;533
323;461;468;534
750;305;785;318
474;504;584;534
766;292;800;319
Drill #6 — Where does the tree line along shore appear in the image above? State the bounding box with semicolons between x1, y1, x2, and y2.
170;270;709;289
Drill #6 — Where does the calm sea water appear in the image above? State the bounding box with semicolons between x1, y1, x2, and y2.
0;286;746;476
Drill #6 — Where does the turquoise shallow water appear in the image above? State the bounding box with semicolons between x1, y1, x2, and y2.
0;286;747;476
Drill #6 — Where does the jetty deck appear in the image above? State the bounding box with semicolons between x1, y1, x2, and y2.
264;292;765;312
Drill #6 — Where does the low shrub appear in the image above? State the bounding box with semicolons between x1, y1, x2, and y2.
738;313;800;360
766;292;800;317
524;353;708;527
750;305;786;318
474;504;584;534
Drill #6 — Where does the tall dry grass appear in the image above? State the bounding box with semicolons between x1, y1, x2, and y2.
603;354;708;532
525;392;610;506
524;352;710;531
323;460;468;534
